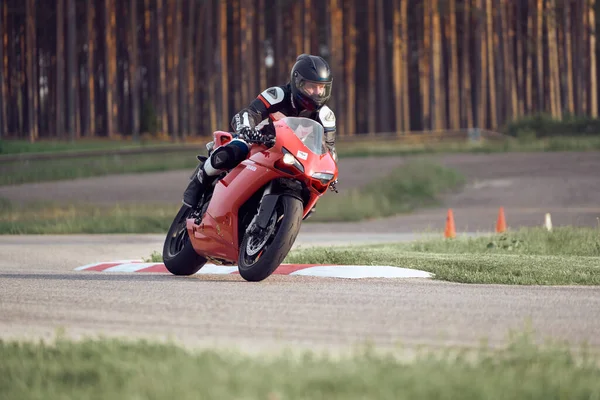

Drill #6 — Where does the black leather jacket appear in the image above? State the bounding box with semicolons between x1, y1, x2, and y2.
230;83;338;162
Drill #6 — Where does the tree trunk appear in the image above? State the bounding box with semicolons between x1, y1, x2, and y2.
448;0;459;129
500;0;516;121
392;0;402;133
292;2;302;56
130;0;140;140
67;0;77;140
547;0;562;118
186;0;198;136
367;0;376;134
431;0;444;130
240;0;250;103
461;0;473;128
0;0;5;138
420;0;431;130
175;0;185;139
84;0;96;137
143;0;152;103
304;0;312;52
166;0;176;138
156;0;168;134
526;0;534;113
590;0;598;117
219;1;229;129
582;0;589;114
400;0;410;130
515;0;525;116
375;0;390;131
26;0;38;141
104;0;118;137
246;0;257;100
486;0;497;128
475;0;488;128
203;0;217;133
536;0;544;112
56;0;65;138
344;0;357;136
564;0;575;115
231;0;241;111
507;1;518;119
18;33;25;136
258;0;267;90
274;0;285;83
329;0;345;136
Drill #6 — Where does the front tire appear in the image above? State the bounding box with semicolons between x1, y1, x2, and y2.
238;195;303;282
162;204;207;275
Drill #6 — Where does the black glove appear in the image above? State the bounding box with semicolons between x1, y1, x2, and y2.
237;127;263;143
329;179;339;193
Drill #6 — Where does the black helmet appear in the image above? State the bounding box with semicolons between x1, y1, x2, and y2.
290;54;333;111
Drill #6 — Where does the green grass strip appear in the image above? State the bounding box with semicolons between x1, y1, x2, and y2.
0;150;200;186
1;331;599;400
0;137;183;155
285;227;600;285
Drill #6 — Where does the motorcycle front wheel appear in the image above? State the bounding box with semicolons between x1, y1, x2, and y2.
238;195;303;282
162;204;207;276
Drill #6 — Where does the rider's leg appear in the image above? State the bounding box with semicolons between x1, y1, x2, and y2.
182;139;250;207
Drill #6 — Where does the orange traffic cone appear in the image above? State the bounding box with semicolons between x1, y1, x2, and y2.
445;209;456;238
496;207;507;233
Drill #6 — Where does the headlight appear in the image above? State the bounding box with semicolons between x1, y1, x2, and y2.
281;148;304;172
311;172;335;185
282;153;296;165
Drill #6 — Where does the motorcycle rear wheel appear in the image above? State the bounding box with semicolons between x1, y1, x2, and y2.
238;195;303;282
162;204;207;276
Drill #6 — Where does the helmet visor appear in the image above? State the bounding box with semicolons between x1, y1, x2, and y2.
293;73;332;105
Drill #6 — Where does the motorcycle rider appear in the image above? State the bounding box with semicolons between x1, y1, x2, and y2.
182;53;339;208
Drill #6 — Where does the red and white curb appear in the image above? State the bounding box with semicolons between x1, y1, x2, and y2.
75;260;433;279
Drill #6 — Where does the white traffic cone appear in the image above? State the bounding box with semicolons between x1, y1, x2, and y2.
544;213;553;232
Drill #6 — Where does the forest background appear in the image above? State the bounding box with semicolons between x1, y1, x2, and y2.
1;0;599;143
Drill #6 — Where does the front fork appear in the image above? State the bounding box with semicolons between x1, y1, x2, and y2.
245;179;304;235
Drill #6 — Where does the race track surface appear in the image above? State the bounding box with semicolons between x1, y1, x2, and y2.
1;151;599;352
1;234;600;353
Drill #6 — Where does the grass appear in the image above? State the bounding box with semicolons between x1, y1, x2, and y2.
336;135;600;158
0;199;181;234
285;227;600;285
2;135;600;186
1;330;600;400
0;161;464;233
0;137;192;155
309;160;465;222
0;150;200;186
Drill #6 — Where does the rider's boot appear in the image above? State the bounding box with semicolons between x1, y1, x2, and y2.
182;166;211;208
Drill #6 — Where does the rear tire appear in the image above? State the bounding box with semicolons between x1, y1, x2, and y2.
238;195;303;282
162;205;207;276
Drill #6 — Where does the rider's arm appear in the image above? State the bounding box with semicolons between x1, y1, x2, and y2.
318;105;338;163
230;87;286;134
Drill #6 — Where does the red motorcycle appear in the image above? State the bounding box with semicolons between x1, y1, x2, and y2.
162;117;339;282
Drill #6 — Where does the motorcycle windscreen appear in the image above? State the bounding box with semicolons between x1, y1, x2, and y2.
278;117;327;155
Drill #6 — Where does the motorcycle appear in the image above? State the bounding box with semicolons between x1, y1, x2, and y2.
162;116;339;282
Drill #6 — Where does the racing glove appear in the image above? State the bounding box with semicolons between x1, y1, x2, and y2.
237;126;263;143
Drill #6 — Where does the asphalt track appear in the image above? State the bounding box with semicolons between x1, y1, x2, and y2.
2;232;600;353
1;151;600;352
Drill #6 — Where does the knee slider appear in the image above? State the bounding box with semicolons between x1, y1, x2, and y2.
210;146;236;170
